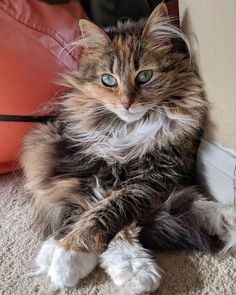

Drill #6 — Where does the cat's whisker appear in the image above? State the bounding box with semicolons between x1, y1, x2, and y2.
24;269;45;278
57;37;84;60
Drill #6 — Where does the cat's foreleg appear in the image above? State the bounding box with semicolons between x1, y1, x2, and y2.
22;123;100;288
47;184;159;290
60;184;158;253
30;205;99;289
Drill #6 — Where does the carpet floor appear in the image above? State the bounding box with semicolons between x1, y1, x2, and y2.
0;173;235;295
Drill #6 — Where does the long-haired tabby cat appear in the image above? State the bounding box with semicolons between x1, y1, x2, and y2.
21;3;236;294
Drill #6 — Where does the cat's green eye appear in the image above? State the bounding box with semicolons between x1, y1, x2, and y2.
102;74;117;87
136;70;153;85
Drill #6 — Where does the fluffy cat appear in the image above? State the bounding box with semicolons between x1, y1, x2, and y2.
21;3;236;294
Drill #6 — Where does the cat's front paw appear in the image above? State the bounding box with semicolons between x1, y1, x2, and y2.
31;237;58;276
114;263;161;295
48;245;98;289
101;240;161;295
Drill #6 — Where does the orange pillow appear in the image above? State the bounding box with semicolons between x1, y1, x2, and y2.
0;0;86;174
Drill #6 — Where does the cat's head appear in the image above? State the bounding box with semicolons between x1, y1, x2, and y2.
64;3;191;124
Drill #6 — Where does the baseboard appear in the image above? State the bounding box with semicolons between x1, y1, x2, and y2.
197;139;236;205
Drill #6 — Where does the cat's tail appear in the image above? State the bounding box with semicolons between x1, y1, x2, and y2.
139;187;216;252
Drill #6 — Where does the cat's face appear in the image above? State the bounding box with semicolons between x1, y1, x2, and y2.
67;4;189;123
78;34;162;123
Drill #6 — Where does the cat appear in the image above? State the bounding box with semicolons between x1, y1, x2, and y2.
21;3;236;294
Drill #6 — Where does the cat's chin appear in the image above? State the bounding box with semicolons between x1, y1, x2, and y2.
112;109;146;124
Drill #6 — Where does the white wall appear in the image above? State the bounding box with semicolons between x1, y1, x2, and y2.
179;0;236;149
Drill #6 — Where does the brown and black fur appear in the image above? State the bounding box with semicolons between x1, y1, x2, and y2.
21;4;212;255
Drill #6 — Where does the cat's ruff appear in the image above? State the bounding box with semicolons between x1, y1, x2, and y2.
63;105;200;163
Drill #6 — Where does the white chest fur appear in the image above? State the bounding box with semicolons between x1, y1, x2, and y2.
66;106;197;163
81;113;166;162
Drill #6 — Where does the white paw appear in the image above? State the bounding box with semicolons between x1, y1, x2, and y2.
48;246;99;289
101;240;161;295
220;207;236;253
31;237;58;276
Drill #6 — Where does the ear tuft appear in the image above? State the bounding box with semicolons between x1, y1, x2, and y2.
155;2;168;18
142;3;169;37
79;19;110;49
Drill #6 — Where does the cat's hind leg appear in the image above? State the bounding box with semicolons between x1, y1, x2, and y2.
100;223;162;295
140;187;236;253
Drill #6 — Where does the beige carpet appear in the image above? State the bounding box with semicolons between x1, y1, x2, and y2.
0;173;235;295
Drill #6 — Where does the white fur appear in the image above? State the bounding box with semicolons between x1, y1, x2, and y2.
110;106;147;123
30;237;58;276
193;200;236;252
32;238;98;289
48;246;99;289
94;112;164;161
100;239;161;295
67;111;167;163
93;177;107;200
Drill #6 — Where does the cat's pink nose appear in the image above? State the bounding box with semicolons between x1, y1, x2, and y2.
122;100;132;110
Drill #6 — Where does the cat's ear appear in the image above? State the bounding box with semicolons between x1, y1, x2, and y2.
79;19;111;50
142;3;168;37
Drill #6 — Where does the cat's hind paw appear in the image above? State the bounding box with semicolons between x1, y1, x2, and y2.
221;207;236;253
